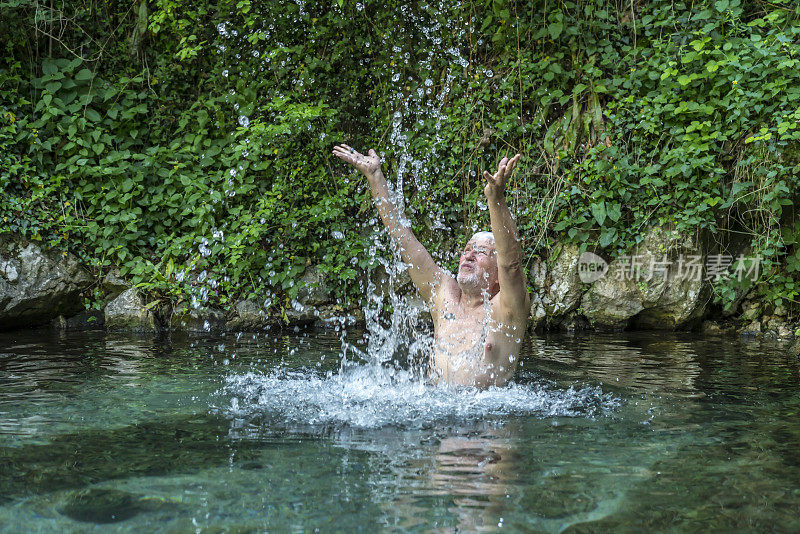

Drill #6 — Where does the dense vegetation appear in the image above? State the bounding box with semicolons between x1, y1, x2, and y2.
2;0;799;316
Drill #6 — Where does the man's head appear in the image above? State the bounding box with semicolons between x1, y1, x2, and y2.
457;231;499;297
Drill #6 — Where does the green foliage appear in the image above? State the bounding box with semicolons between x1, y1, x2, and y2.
2;0;800;316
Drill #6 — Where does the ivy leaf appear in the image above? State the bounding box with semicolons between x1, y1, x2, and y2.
591;201;607;226
730;181;752;198
599;227;617;248
606;202;622;222
85;108;102;122
42;60;58;76
548;22;563;39
75;68;93;81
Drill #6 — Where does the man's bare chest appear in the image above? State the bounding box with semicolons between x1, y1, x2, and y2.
433;302;496;349
432;297;525;356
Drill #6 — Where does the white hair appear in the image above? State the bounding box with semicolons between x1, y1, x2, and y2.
470;231;495;243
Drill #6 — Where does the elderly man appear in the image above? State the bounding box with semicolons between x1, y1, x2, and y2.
332;144;530;388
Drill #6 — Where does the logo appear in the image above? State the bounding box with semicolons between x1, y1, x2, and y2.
578;251;609;283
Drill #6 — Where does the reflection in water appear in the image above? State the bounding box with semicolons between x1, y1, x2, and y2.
531;334;711;397
426;427;514;532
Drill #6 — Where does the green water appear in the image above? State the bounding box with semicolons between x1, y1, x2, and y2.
1;329;799;532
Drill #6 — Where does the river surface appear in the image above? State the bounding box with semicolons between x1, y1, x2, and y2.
1;328;799;532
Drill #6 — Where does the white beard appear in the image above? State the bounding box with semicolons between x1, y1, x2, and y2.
457;270;481;289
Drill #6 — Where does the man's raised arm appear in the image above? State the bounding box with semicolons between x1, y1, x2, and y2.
332;144;447;303
483;154;530;313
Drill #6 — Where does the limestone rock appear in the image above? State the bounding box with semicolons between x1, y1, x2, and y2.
0;238;92;330
740;320;762;336
297;266;331;307
580;274;644;330
104;288;156;332
528;244;586;330
285;300;317;326
560;312;590;333
582;227;707;330
764;315;786;331
791;338;800;358
701;320;726;336
102;270;129;301
634;269;706;329
226;299;272;331
169;306;224;333
367;257;418;301
317;304;365;326
529;297;547;330
741;304;760;322
759;316;791;339
719;244;755;317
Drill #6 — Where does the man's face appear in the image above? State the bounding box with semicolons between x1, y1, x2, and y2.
457;235;499;294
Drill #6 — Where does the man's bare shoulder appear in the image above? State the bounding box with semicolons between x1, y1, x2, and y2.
491;286;531;324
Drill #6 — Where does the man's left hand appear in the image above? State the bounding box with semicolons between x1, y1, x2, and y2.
483;153;521;199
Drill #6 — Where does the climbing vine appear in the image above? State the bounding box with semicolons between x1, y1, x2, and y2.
1;0;799;316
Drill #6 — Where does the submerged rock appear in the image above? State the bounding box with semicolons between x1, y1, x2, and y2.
0;238;92;330
104;288;156;332
59;487;185;524
52;309;105;330
700;320;733;336
60;488;142;524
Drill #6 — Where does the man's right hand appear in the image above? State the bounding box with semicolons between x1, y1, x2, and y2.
332;144;382;179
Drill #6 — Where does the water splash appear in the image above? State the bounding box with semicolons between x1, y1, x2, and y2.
219;367;620;430
212;2;620;428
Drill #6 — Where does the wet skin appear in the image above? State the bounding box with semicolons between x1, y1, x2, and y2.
429;235;527;387
333;144;530;388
